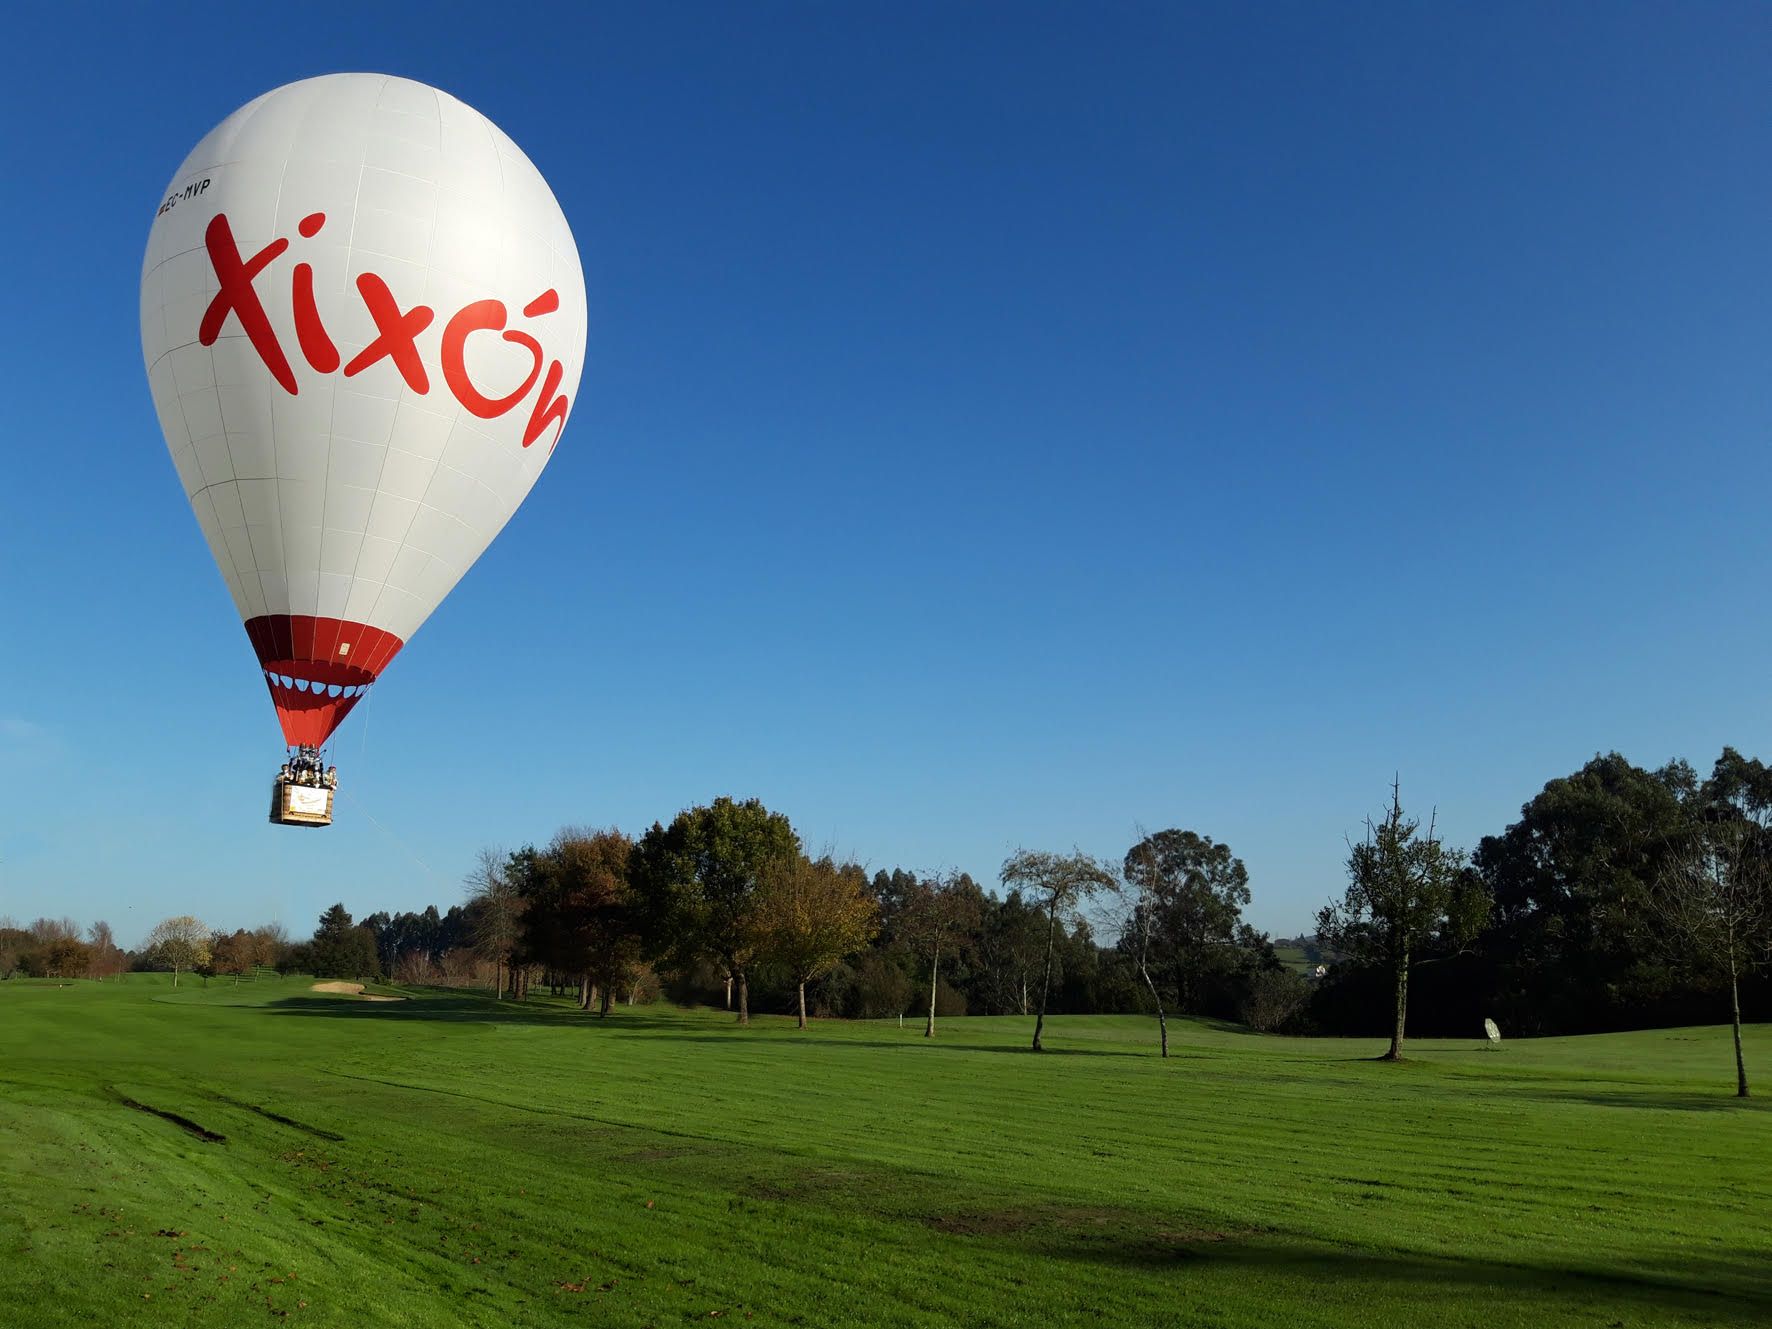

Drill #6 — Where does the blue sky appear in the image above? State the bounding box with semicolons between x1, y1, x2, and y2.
2;2;1769;947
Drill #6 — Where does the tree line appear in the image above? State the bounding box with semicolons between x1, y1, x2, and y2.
8;746;1767;1089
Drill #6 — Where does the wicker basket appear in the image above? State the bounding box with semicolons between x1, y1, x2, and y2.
270;780;334;827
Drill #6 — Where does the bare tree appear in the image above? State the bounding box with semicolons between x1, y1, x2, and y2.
144;916;211;987
1116;839;1169;1056
466;848;524;999
1000;849;1118;1052
901;874;981;1037
1654;818;1772;1098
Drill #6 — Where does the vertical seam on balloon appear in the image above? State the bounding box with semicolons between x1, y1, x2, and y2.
324;78;389;633
375;80;455;645
257;100;302;629
348;77;443;641
223;93;278;623
366;101;511;642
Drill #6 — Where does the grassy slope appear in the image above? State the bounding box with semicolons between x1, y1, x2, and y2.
0;976;1766;1328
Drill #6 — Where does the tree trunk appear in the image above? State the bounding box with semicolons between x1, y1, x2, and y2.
1138;956;1168;1058
173;964;180;988
737;970;750;1025
1384;953;1408;1061
579;974;592;1010
925;943;940;1038
600;987;612;1018
724;973;733;1009
1033;896;1059;1052
1730;957;1749;1098
797;981;807;1029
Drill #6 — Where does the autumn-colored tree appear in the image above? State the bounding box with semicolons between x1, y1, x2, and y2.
145;916;211;987
762;856;878;1028
528;828;642;1015
86;921;128;980
210;929;263;985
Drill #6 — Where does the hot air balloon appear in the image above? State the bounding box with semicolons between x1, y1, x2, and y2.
140;74;586;825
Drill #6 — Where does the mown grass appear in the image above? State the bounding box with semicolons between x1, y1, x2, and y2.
0;974;1766;1327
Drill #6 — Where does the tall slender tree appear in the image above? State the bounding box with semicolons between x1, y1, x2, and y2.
1651;749;1772;1097
901;874;981;1037
999;850;1118;1051
466;848;525;998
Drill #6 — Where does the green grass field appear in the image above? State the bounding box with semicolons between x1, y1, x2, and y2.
1;976;1766;1327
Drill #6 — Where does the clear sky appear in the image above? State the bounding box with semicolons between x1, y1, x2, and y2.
2;2;1769;948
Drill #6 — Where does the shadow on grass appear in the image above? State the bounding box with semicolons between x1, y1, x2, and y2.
613;1031;1151;1058
260;994;1155;1055
1498;1085;1769;1113
1038;1235;1772;1325
261;992;609;1026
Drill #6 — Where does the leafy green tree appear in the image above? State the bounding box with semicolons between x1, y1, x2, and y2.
310;904;379;980
1317;782;1489;1060
0;921;31;979
999;850;1118;1051
632;797;801;1024
976;890;1046;1015
1472;753;1695;1033
1123;829;1252;1024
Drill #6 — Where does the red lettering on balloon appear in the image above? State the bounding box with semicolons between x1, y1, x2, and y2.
292;264;339;373
199;215;295;394
343;274;434;392
522;359;570;451
194;210;574;445
441;300;543;418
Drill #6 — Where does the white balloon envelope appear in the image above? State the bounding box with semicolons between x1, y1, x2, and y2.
141;73;586;752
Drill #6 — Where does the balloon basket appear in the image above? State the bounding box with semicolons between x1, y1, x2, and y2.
270;747;336;827
271;779;333;827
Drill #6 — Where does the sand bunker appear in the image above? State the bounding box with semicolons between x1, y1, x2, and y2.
309;981;405;1002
